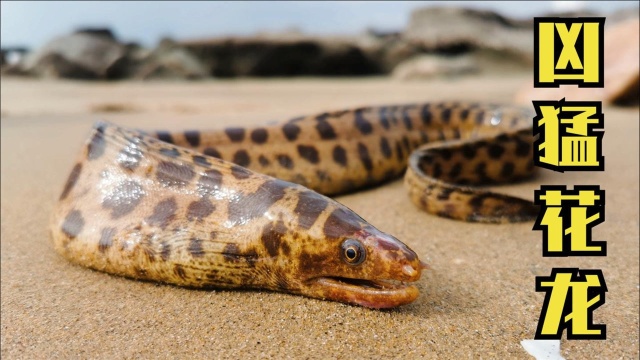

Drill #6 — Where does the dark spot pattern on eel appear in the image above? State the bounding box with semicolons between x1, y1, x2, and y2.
156;131;174;144
203;148;222;158
188;238;205;258
184;130;200;147
294;190;329;230
251;128;269;144
225;128;245;142
227;180;286;225
233;150;251;168
99;227;116;252
354;109;373;135
60;163;82;200
198;169;224;193
380;137;392;159
297;145;320;164
118;143;143;170
261;218;288;257
61;210;85;239
357;143;373;172
146;197;178;229
316;119;337;140
277;154;294;169
157;161;196;187
259;155;270;167
282;123;301;141
102;180;145;218
192;155;211;167
187;198;215;222
323;207;363;239
332;145;348;167
231;165;252;180
160;147;180;158
87;126;106;160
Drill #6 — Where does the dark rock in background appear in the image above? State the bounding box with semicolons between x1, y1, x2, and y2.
180;35;381;77
73;27;118;41
403;6;534;65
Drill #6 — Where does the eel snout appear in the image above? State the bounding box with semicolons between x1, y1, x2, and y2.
302;230;428;309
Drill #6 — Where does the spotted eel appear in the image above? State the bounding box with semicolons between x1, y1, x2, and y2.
50;102;537;308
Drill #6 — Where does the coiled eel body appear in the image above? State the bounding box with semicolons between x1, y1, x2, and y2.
50;102;537;308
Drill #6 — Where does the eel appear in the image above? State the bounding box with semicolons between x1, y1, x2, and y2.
50;102;537;308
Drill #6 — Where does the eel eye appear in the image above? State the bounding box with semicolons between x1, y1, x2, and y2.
341;239;365;265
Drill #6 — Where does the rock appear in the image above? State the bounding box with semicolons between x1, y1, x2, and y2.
604;18;640;105
392;54;478;80
404;6;534;64
515;17;639;106
537;10;600;21
608;6;640;24
372;40;422;74
134;38;208;80
1;46;31;75
21;31;129;79
27;53;99;79
73;27;117;41
392;47;530;80
180;35;380;77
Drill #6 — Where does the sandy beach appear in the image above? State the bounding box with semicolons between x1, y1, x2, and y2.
1;75;638;359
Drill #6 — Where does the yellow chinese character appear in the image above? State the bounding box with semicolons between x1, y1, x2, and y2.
533;100;604;172
533;185;606;256
536;268;607;339
535;18;605;87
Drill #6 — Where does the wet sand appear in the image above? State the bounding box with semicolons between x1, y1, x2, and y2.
1;75;638;358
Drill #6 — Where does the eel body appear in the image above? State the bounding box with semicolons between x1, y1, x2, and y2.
51;102;537;308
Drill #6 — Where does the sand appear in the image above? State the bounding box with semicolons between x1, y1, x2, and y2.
1;75;638;359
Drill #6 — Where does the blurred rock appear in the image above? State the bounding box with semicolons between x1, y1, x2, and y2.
73;27;117;41
392;54;478;80
536;10;600;21
21;30;129;79
1;46;31;76
134;38;208;80
29;53;100;79
391;47;531;80
605;18;639;105
180;35;381;77
1;64;30;77
404;7;534;64
515;17;639;106
608;7;640;24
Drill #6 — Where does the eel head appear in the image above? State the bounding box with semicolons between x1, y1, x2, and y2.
293;206;427;309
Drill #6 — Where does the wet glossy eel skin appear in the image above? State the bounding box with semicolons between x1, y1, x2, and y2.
50;102;537;308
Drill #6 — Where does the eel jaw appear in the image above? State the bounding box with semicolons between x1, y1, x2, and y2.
305;276;420;309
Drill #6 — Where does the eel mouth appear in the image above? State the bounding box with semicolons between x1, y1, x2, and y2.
307;276;420;309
